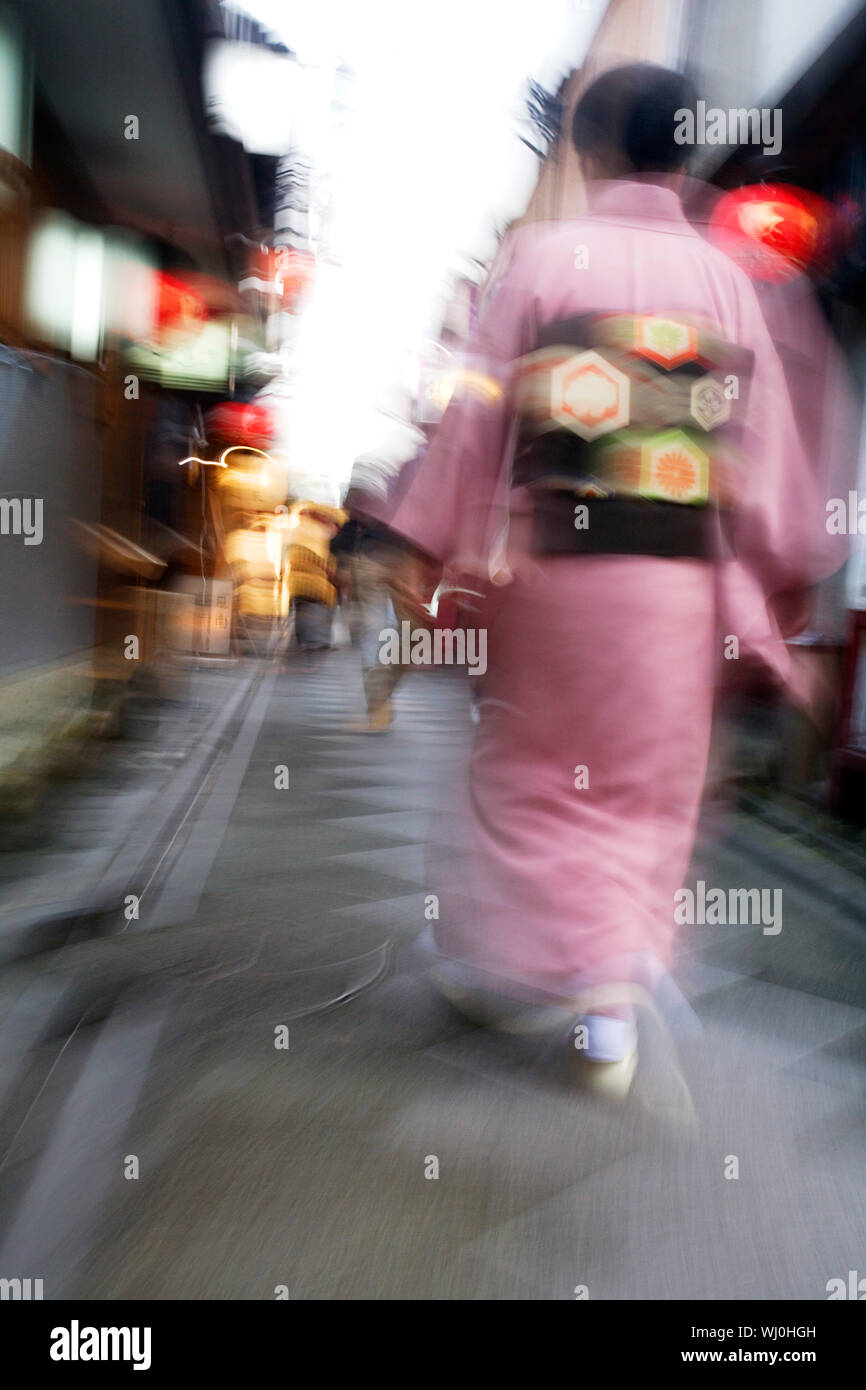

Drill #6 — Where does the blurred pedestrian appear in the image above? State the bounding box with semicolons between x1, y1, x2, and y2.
388;64;850;1096
284;501;345;669
333;488;427;732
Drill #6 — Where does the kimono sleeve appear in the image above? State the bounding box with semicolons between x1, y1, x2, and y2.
388;235;538;572
727;272;850;605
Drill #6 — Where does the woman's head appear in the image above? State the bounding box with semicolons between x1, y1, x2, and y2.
571;63;696;181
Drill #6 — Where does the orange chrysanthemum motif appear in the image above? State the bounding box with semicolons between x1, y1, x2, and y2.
654;449;698;499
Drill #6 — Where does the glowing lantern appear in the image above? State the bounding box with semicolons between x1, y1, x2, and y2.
205;401;274;447
709;184;834;284
156;273;209;334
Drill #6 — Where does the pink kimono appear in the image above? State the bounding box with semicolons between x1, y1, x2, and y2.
389;178;849;1003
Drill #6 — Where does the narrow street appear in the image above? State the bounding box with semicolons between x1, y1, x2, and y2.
1;654;864;1300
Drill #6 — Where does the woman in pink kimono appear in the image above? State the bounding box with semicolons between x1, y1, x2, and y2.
388;66;847;1094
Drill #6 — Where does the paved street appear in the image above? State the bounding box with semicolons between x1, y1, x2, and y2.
1;652;865;1300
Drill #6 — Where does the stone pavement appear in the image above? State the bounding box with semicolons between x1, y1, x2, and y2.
0;663;260;962
0;650;864;1300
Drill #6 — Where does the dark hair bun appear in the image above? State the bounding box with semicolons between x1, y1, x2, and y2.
573;63;697;173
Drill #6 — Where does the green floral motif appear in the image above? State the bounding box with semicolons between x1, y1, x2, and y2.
646;320;685;355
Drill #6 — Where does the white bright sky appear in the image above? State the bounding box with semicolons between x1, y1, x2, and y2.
225;0;601;499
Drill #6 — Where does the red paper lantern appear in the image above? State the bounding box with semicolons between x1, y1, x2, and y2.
206;401;274;447
709;184;834;283
156;273;209;333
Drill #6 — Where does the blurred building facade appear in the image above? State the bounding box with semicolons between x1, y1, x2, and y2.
0;0;276;808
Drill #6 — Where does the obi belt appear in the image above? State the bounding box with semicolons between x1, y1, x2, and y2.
509;313;754;558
